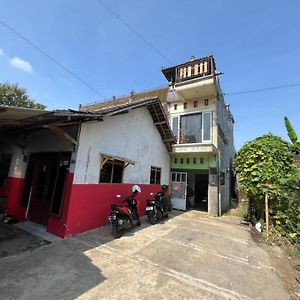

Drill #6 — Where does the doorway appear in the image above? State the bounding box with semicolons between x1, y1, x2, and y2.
194;174;209;211
21;152;71;226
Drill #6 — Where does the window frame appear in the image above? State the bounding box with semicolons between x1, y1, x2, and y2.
171;110;212;144
150;166;161;184
99;156;125;184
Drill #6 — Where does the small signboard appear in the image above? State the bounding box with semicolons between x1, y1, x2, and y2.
293;154;300;164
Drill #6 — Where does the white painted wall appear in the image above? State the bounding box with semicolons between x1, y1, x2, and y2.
74;107;170;185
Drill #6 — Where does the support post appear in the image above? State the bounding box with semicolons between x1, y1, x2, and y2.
265;190;269;240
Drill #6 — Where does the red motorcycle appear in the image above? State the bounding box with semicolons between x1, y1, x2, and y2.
108;185;141;238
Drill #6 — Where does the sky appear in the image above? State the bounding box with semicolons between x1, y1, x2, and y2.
0;0;300;149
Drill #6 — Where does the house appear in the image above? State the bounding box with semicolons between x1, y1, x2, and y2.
84;54;235;216
162;55;235;215
0;99;173;237
0;54;234;238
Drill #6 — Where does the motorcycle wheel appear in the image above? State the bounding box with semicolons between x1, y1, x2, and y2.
148;211;158;225
112;220;123;238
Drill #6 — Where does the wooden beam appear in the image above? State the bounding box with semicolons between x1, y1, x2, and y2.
48;124;78;146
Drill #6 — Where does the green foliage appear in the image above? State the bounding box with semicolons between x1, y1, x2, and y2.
0;82;46;110
284;116;300;153
273;165;300;243
235;134;293;214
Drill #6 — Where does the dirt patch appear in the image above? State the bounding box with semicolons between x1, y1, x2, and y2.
250;227;300;299
0;223;50;259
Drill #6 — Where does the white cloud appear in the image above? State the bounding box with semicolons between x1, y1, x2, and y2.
10;56;32;73
0;48;4;56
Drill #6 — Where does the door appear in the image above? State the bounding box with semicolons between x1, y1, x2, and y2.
194;174;209;211
23;152;71;226
170;172;187;210
28;155;58;226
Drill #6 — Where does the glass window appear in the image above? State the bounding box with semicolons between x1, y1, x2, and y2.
194;101;198;108
203;112;212;141
99;157;124;183
184;103;187;109
181;173;186;182
171;173;176;181
150;167;161;184
180;113;202;143
174;104;177;110
172;117;178;140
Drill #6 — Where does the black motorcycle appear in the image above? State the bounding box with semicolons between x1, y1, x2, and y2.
108;186;141;238
146;187;169;225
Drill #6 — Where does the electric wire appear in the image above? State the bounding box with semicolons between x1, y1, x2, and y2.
224;82;300;96
0;19;106;99
95;0;174;65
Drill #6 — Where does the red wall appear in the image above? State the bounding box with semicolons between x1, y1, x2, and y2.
63;183;162;237
47;173;74;237
5;177;26;221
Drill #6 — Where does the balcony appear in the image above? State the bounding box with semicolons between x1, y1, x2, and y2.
175;76;216;99
172;143;217;154
162;56;218;100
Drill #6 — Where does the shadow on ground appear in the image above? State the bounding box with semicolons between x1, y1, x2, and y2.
0;223;50;258
0;211;184;300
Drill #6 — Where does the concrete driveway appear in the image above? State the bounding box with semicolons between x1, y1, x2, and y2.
0;210;291;299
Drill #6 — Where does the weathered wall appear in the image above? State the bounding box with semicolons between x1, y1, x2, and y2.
73;107;170;185
216;82;235;212
0;125;77;226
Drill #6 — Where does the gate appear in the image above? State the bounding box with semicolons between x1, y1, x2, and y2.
170;172;187;210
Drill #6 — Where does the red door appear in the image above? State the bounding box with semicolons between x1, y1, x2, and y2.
28;155;58;226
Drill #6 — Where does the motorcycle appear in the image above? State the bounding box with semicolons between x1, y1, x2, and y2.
146;185;169;225
108;185;141;238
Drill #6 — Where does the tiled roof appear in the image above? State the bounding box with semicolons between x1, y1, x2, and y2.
80;86;168;112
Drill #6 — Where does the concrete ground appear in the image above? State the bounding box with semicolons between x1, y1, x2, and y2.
0;210;293;299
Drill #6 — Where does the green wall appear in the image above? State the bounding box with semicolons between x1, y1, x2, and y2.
170;153;216;170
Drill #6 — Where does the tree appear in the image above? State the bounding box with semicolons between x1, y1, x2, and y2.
284;116;300;153
0;83;46;110
235;134;293;219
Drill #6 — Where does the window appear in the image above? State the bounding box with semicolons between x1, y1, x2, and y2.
193;158;197;164
99;157;124;183
186;158;190;164
203;112;212;141
174;104;177;110
183;102;187;109
150;166;161;184
180;158;184;164
0;154;12;187
200;158;204;164
172;116;179;138
175;111;212;144
204;99;209;106
180;113;202;143
193;101;198;108
174;158;177;164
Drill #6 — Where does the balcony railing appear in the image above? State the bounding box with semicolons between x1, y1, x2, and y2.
175;57;215;84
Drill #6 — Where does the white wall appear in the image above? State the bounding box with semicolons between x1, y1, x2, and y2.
74;107;170;185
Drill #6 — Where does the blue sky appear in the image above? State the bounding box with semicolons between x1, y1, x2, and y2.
1;0;300;149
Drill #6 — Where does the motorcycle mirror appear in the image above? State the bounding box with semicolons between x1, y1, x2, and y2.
132;185;141;193
116;195;121;198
